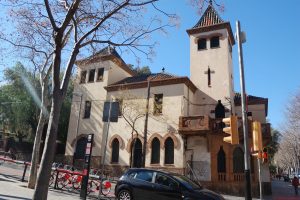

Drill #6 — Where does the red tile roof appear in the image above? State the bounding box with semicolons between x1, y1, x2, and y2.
193;5;224;28
105;73;197;93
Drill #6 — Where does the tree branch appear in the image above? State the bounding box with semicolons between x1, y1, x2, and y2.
44;0;58;31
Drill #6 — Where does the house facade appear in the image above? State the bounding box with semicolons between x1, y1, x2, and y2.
65;4;272;196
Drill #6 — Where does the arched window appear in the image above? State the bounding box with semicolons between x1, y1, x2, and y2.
217;146;226;173
151;138;160;164
75;137;87;159
132;138;142;168
233;147;244;173
164;137;174;164
111;138;119;163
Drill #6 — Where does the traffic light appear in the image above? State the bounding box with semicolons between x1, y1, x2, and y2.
252;121;263;152
262;148;268;164
222;115;239;144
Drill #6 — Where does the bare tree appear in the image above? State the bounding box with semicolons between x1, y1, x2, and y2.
1;1;176;199
275;88;300;175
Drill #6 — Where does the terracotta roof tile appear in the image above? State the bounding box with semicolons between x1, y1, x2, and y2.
106;73;197;93
111;73;178;85
193;5;224;28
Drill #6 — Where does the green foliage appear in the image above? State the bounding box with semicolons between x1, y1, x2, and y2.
127;64;151;75
266;127;281;161
0;62;73;144
0;63;39;139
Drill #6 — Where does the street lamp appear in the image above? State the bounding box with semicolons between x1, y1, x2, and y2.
236;21;252;200
72;92;83;166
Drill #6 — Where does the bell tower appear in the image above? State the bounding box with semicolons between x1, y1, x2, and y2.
187;3;236;115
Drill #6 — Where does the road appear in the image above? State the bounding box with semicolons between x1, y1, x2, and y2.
271;179;300;200
1;161;300;199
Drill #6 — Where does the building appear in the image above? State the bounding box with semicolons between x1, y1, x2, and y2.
65;3;272;196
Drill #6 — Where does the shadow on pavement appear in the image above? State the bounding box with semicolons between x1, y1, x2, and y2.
0;177;15;183
0;194;31;200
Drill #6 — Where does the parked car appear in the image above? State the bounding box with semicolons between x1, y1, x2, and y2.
115;168;225;200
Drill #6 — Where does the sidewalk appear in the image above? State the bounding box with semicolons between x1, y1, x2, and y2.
0;174;113;200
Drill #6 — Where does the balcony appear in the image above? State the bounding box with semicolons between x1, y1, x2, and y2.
178;115;224;136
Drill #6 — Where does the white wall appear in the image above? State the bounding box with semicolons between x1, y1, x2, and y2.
105;84;187;168
189;28;235;114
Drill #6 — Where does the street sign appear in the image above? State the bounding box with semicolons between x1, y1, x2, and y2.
80;133;94;200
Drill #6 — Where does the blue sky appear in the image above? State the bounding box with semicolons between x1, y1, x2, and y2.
122;0;300;130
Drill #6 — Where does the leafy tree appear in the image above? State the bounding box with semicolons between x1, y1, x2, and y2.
1;63;39;138
127;64;151;75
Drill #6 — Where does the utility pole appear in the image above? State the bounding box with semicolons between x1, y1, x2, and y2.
72;93;83;166
236;20;252;200
142;78;151;168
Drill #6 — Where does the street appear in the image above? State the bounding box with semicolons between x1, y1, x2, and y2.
1;161;300;200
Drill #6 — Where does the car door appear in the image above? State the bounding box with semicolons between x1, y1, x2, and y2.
131;170;156;200
153;172;182;200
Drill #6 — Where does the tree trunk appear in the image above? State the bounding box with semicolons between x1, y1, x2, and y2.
28;84;48;189
27;109;47;188
32;93;63;200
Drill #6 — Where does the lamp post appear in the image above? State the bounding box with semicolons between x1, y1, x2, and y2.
236;20;252;200
142;77;151;168
72;92;83;166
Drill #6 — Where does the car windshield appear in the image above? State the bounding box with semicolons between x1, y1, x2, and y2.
173;175;202;190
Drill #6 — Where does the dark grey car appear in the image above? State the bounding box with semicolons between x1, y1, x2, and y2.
115;168;225;200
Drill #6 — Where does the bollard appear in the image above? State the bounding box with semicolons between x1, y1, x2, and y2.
21;163;28;182
54;169;59;189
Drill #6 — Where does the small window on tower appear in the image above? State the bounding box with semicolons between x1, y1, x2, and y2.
84;101;92;118
154;94;163;115
80;70;87;84
97;68;104;81
210;36;220;48
88;69;95;82
198;38;206;50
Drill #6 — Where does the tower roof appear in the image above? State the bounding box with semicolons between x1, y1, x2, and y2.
193;4;224;28
75;46;136;76
186;4;235;45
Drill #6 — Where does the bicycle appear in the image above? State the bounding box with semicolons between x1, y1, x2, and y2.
72;169;112;196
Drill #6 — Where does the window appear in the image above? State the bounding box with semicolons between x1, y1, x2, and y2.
84;101;92;118
164;137;174;164
97;68;104;81
155;173;178;188
75;137;87;159
88;69;95;82
111;138;119;163
151;138;160;164
197;38;206;50
80;70;87;84
210;36;220;48
117;99;123;116
217;146;226;173
233;147;244;173
154;94;163;115
135;171;153;182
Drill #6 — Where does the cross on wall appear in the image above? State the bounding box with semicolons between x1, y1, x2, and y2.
204;66;215;87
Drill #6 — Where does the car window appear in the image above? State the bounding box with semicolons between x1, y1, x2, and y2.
155;173;178;188
135;171;153;182
173;175;201;190
127;171;137;179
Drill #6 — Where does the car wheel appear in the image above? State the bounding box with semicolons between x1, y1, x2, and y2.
118;189;132;200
